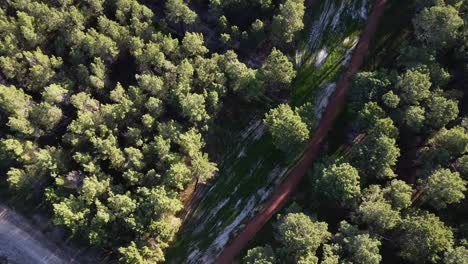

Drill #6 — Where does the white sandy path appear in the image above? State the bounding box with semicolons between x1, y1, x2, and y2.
0;206;79;264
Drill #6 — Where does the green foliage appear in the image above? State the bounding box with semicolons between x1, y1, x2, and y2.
314;162;361;207
295;102;318;130
72;29;119;62
42;84;68;104
356;102;386;130
249;19;265;45
356;185;401;231
119;242;147;264
243;245;276;264
136;74;164;97
258;48;296;89
165;0;197;25
397;68;432;104
422;168;467;209
277;213;330;261
382;179;414;210
6;0;468;263
400;212;454;263
413;5;464;49
403;105;426;131
165;162;192;191
80;175;109;204
114;0;154;38
422;126;468;165
348;71;392;115
272;0;305;44
351;133;400;179
264;104;309;154
0;138;37;165
223;50;260;97
29;102;63;131
244;3;468;264
119;241;164;264
381;91;400;109
182;32;208;57
457;155;468;177
425;95;459;129
107;193;137;219
137;186;182;217
444;246;468;264
1;48;63;91
191;153;218;183
16;11;43;47
7;168;29;189
321;244;340;264
89;57;108;90
0;0;317;262
53;197;89;234
332;221;382;264
0;84;31;117
369;118;399;139
251;19;264;32
345;234;382;264
179;93;209;124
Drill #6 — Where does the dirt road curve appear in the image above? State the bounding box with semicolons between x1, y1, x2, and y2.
215;0;388;262
0;206;79;264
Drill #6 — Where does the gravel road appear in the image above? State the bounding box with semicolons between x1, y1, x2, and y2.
0;206;79;264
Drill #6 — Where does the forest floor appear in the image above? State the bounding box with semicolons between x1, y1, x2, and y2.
215;0;388;261
0;205;80;264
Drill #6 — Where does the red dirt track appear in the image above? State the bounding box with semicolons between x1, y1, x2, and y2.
215;0;388;262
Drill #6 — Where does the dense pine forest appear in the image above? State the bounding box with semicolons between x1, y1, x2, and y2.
0;0;467;263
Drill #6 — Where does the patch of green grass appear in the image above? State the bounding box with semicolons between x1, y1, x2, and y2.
292;31;361;106
292;6;365;106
